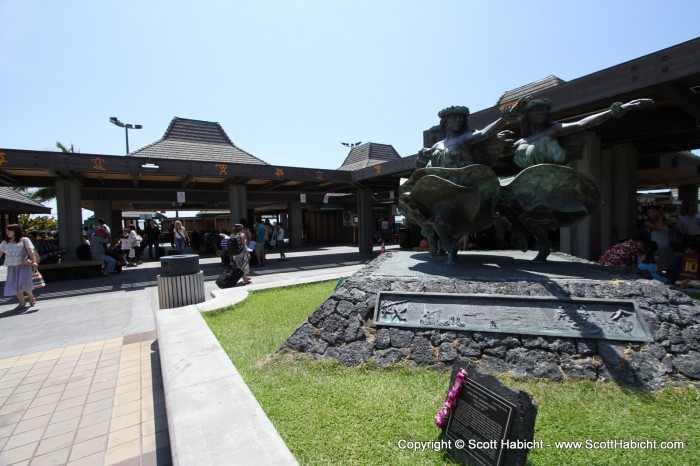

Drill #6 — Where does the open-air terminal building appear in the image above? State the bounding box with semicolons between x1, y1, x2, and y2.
1;38;700;262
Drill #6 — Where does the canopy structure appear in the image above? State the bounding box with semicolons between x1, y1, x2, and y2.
0;38;699;261
0;187;51;215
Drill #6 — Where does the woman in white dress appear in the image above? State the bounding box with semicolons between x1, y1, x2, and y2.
0;224;39;310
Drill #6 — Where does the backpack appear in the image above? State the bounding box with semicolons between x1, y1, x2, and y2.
229;234;244;256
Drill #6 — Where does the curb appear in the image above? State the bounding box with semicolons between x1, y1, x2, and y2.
154;273;347;465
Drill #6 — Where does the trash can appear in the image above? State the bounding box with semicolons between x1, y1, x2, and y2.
157;254;205;309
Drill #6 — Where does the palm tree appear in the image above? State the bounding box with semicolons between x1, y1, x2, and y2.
30;142;75;203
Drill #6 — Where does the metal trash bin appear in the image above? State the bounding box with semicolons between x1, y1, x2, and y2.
157;254;205;309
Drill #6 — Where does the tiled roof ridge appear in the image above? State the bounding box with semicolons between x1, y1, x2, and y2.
497;75;566;105
1;187;50;208
165;117;236;145
338;142;401;170
128;117;268;165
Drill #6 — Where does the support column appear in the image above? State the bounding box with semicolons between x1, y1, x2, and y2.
599;148;613;253
357;188;374;254
559;134;602;261
55;179;83;262
228;185;247;229
678;184;698;211
287;201;303;249
610;144;638;243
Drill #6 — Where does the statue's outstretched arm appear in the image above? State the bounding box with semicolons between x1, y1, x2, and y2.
558;98;654;137
460;96;529;147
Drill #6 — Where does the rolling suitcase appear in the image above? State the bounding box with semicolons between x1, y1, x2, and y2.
215;264;245;289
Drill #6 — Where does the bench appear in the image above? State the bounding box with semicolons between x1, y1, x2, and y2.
38;260;104;282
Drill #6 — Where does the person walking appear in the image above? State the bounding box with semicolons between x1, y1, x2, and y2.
145;219;161;260
231;224;252;285
275;223;287;261
254;219;267;266
0;224;40;310
119;228;134;267
173;220;189;255
128;225;143;264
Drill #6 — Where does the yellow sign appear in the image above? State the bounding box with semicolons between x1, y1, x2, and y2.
91;157;106;171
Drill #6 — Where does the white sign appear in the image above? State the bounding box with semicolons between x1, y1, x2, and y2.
343;211;352;226
300;193;307;203
382;221;389;230
177;191;186;203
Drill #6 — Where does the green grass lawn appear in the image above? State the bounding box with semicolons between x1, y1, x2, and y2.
204;281;700;466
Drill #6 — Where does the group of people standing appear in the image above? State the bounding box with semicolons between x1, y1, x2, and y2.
81;218;190;276
220;219;287;285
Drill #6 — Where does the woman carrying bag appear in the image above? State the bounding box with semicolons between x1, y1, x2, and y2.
231;223;252;285
174;220;189;255
0;224;40;310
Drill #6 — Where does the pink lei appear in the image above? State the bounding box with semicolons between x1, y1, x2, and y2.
435;369;467;428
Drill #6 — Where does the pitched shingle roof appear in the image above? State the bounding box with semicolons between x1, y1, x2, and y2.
337;143;401;171
0;188;51;214
130;117;268;165
497;75;566;106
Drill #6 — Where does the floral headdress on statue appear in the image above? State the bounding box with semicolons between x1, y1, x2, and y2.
438;106;470;118
521;98;553;113
437;106;471;134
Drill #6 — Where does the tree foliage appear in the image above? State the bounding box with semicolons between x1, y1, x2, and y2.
30;142;77;203
18;214;59;233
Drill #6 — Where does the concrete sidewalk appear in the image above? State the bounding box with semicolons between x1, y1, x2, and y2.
0;244;386;465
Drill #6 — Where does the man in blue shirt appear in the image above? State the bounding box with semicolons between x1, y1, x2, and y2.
255;219;267;266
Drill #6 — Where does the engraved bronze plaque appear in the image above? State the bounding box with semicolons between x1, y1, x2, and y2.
374;292;652;342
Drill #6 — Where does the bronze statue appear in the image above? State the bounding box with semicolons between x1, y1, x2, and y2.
399;98;527;265
399;96;653;265
499;97;654;262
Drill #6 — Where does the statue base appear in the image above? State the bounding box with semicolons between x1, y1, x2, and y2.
278;251;700;389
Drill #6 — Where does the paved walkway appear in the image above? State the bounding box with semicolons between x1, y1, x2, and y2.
0;332;168;466
0;244;386;465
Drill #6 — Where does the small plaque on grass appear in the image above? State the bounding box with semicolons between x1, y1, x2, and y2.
438;362;537;466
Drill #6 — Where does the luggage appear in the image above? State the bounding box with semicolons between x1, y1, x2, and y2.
158;246;166;257
215;264;245;289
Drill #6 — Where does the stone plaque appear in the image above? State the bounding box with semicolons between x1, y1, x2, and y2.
445;377;515;465
439;362;537;466
374;291;652;342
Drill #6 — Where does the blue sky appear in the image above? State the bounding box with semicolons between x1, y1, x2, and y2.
1;0;699;170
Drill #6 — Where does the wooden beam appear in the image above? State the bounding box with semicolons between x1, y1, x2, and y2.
659;84;700;120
